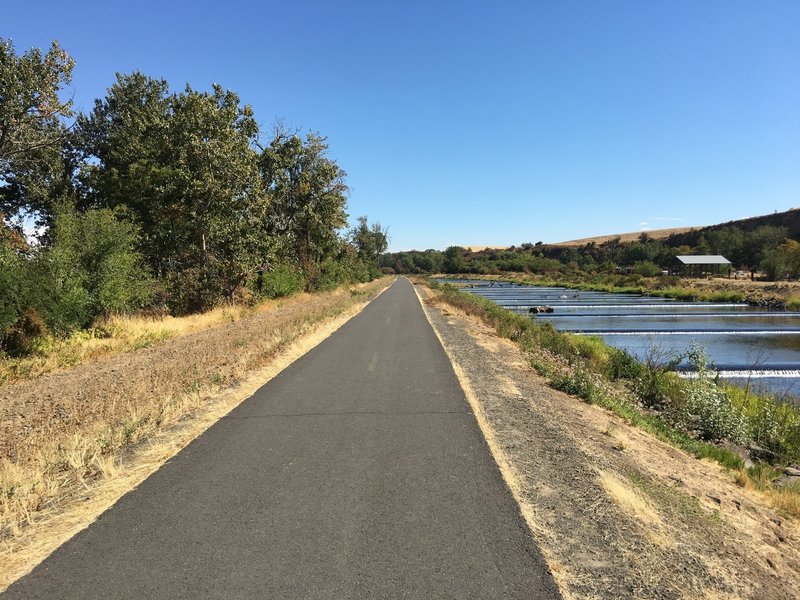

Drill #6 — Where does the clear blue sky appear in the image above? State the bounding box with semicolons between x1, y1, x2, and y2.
5;1;799;250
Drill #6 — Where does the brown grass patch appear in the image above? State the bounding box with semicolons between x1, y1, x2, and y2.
596;469;672;547
0;299;314;385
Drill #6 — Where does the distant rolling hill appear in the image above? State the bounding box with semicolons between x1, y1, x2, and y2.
554;227;697;247
464;245;508;252
554;208;800;248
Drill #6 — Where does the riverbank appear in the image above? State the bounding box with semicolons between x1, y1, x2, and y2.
452;272;800;310
422;279;800;511
415;280;800;599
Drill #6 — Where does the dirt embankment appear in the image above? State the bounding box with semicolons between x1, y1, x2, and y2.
416;283;800;600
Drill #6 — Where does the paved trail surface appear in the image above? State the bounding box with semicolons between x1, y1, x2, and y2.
4;279;559;599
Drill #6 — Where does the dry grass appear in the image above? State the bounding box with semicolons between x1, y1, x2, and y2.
553;226;697;246
735;468;800;518
0;300;300;385
596;469;672;547
0;278;392;588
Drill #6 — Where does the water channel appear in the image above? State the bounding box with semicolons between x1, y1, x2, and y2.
441;279;800;404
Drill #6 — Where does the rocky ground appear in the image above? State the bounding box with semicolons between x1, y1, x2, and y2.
416;283;800;600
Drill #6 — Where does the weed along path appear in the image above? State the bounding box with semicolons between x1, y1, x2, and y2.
2;278;559;599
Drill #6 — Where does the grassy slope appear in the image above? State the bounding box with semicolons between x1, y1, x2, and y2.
1;299;318;385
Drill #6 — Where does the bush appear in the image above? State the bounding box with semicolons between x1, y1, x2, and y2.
1;309;48;357
0;208;153;345
164;266;220;316
633;261;661;277
669;348;748;443
259;264;305;298
676;378;748;443
26;209;150;328
728;385;800;463
0;246;25;338
653;274;681;288
633;368;681;409
551;366;599;402
569;334;614;373
609;347;644;381
47;207;151;318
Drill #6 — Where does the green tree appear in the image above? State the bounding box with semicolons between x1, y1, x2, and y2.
778;239;800;278
443;246;466;273
743;225;786;271
260;130;349;289
161;84;269;306
0;38;76;228
350;215;388;267
78;74;269;311
17;207;151;336
759;248;786;281
76;71;172;229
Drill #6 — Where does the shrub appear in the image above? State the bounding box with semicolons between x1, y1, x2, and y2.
164;266;220;316
569;334;614;373
5;207;155;335
551;366;599;402
633;368;681;409
608;347;644;381
0;245;25;338
669;348;748;443
633;261;661;277
1;309;48;357
675;378;747;443
259;264;305;298
729;386;800;463
47;207;152;318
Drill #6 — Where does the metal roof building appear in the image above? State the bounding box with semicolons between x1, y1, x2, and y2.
675;255;732;276
676;255;731;265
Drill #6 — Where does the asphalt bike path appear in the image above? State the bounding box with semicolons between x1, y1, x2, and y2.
4;278;559;599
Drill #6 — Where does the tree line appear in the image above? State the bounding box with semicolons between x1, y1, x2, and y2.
1;39;387;355
381;210;800;280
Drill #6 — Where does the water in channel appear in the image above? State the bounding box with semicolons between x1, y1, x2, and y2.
442;279;800;405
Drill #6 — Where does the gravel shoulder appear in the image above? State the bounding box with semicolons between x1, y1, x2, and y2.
416;282;800;600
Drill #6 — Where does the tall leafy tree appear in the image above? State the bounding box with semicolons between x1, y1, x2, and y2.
443;246;466;273
76;72;172;260
79;74;269;310
350;215;389;266
0;38;75;228
260;130;349;288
